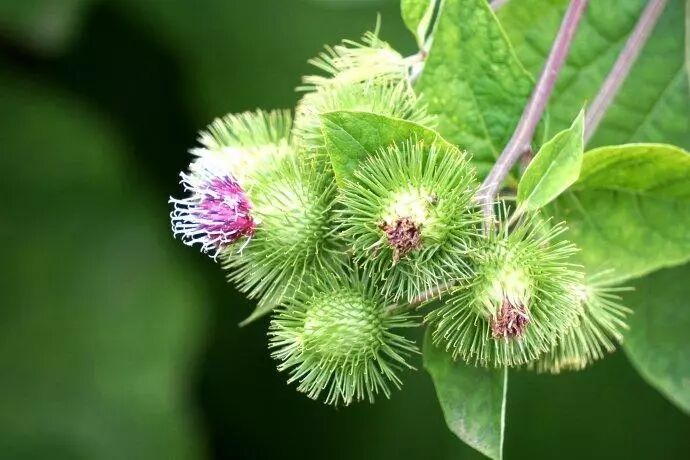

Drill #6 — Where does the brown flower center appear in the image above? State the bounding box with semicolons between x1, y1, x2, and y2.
379;217;422;262
491;298;529;340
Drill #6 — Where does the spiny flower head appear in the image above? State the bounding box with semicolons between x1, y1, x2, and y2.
222;156;343;318
338;140;480;302
169;166;255;259
294;79;434;151
425;215;584;367
300;30;415;92
190;109;293;189
269;270;418;406
531;273;632;373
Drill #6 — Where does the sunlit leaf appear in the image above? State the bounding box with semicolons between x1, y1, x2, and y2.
517;109;584;211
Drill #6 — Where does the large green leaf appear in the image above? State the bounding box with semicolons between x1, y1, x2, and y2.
623;263;690;414
417;0;534;166
498;0;690;150
550;143;690;282
321;110;463;185
0;74;205;458
423;332;507;460
517;109;584;211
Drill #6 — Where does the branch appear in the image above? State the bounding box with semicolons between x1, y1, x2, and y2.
583;0;668;144
479;0;589;221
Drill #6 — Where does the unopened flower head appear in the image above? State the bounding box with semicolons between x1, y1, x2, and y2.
300;30;414;92
294;79;434;151
475;244;532;339
269;270;418;406
170;168;255;259
531;272;632;373
338;140;480;302
425;215;584;367
222;157;343;317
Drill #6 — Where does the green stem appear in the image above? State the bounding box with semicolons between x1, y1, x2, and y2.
499;366;508;460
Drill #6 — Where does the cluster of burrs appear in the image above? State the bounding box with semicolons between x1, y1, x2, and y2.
170;30;630;406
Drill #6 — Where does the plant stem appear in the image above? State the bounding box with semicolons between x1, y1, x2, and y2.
479;0;589;222
583;0;668;144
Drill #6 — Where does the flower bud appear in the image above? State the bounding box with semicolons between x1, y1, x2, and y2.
222;157;343;313
531;274;631;373
425;217;584;367
294;80;434;151
338;140;479;302
300;30;414;92
269;271;418;406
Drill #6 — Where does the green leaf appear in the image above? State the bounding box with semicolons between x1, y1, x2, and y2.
623;263;690;414
550;143;690;282
498;0;690;150
423;331;507;460
417;0;535;166
517;109;584;211
321;110;467;185
401;0;435;48
0;74;205;458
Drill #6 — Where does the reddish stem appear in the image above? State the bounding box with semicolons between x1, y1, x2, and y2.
479;0;589;221
584;0;668;144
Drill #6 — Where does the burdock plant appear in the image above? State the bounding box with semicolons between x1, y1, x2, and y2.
170;0;690;457
532;273;632;373
269;269;418;406
425;215;583;367
338;140;479;302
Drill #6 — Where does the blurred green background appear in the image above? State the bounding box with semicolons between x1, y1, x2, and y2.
1;1;688;459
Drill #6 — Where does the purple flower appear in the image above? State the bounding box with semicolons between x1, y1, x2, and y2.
170;169;255;259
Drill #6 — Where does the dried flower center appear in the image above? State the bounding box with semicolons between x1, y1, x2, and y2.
491;298;530;340
379;188;435;261
379;217;423;262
